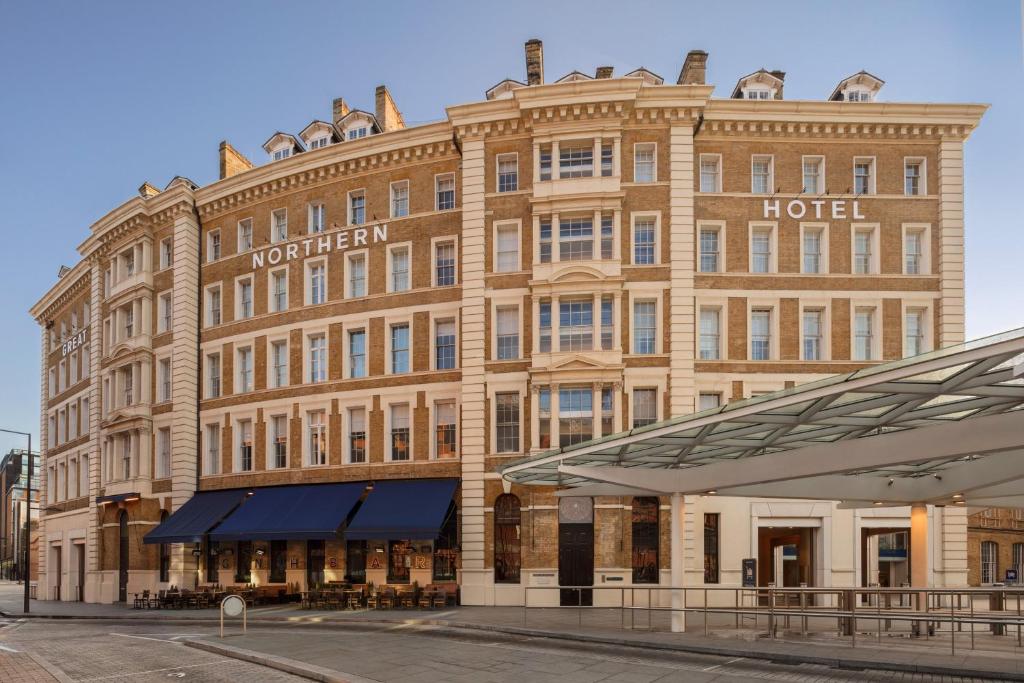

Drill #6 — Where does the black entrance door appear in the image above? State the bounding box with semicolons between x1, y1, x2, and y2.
307;540;325;588
118;511;129;602
77;545;85;601
558;523;594;606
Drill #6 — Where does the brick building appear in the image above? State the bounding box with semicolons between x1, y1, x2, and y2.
0;449;39;582
30;40;986;604
967;508;1024;586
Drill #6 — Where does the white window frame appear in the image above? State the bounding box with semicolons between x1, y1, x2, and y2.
748;302;779;361
237;217;254;252
496;152;519;192
157;291;173;333
386;317;413;375
801;155;825;194
432;236;458;287
630;211;661;266
852;156;876;195
271;208;288;243
390;180;410;218
235;275;254;320
308;202;326;234
698;305;724;361
344;324;369;379
851;303;882;362
748;222;778;274
268;266;289;313
345;249;368;298
343;401;371;464
432;314;458;370
268;336;289;389
750;154;774;194
799;223;830;275
159;237;173;270
490;386;524;456
203;423;221;475
204;284;222;327
305;331;328;384
697;220;726;274
901;224;932;275
902;302;933;357
305;257;328;306
435;172;456;211
385;400;413;462
633;142;657;183
347;189;366;226
207;230;221;262
799;302;831;361
851;224;880;275
491;301;520;362
157;356;172;402
493;220;521;273
235;345;254;393
386;242;412;294
431;397;460;460
267;413;290;470
234;416;255;473
205;352;221;399
904;157;927;196
304;406;329;467
698;153;722;193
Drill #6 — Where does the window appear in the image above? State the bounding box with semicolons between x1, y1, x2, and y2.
538;388;552;448
308;334;326;383
699;308;720;360
539;144;552;180
1014;543;1024;581
494;494;521;583
559;217;593;261
538;299;552;353
237;420;253;472
751;228;772;273
497;154;518;192
633;217;656;265
237;347;253;392
309;136;330;150
559;143;593;178
803;310;823;361
699;228;720;273
348;126;367;140
853;229;873;274
390;324;409;373
307;410;326;466
751;155;773;194
308;261;326;305
271;340;288;388
435;401;457;458
237;218;253;251
699;393;721;411
273;147;291;161
704;513;720;584
271;415;287;468
390;404;410;461
751;309;771;360
347;253;366;297
802;157;824;194
905;309;925;357
390;180;409;218
272;208;287;242
854;308;875;361
123;306;134;338
699;155;721;192
745;88;770;100
632;389;657;428
270;269;287;312
538;219;552;263
905;231;923;274
634;144;655;182
601;142;613;177
435;319;456;369
159;511;170;582
854;158;874;195
435;240;455;286
206;353;221;398
154;427;170;478
600;213;613;260
803;228;823;274
159;238;173;269
436;174;455;210
981;541;999;584
600;296;614;350
348;408;366;463
122;365;134;406
389;246;410;292
495;307;518;360
207;230;221;261
495;393;520;453
238;278;253;318
558;388;592;447
632;498;659;584
206;286;221;326
559;299;593;351
495;224;519;272
633;301;656;355
151;296;169;337
308;202;325;233
348;190;365;225
905;160;924;196
347;330;366;378
158;357;171;402
204;423;220;475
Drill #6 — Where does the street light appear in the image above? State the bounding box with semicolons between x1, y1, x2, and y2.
0;428;32;614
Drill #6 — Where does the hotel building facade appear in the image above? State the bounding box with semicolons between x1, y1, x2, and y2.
31;40;986;604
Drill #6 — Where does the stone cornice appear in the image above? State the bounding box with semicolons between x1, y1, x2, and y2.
30;263;91;323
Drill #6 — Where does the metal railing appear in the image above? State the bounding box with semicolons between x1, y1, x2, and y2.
523;585;1024;655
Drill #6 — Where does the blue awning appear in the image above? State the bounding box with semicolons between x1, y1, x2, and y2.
143;490;249;545
209;482;366;541
345;479;458;540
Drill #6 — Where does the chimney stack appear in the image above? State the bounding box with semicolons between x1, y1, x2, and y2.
332;97;350;126
374;85;405;133
219;140;254;180
595;66;614;79
137;182;160;198
525;38;544;85
677;50;708;85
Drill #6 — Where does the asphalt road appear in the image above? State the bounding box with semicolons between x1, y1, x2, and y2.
0;616;1004;682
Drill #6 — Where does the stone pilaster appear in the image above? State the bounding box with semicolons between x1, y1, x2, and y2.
937;138;965;346
668;123;696;416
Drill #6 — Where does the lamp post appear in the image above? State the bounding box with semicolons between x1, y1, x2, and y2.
0;428;32;613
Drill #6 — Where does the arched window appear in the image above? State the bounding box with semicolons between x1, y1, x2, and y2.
981;541;999;584
631;497;659;584
158;511;170;583
494;494;521;584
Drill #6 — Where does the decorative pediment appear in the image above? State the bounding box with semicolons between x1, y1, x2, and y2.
731;69;784;99
551;355;607;371
486;78;527;100
556;71;593;84
829;71;884;102
550;265;605;283
262;132;304;156
337;110;380;139
624;68;664;86
298;120;341;147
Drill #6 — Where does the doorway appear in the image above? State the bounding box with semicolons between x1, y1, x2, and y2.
306;540;325;588
558;497;594;606
757;527;816;588
51;545;62;601
75;543;85;601
861;528;909;588
118;511;129;602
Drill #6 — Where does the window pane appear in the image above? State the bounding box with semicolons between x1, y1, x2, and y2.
436;320;456;369
495;393;520;453
633;219;655;264
633;301;656;355
495;307;519;360
435;242;455;286
391;325;409;373
699;309;719;360
632;389;657;427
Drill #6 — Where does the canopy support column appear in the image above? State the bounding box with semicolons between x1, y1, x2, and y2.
910;503;929;635
670;492;685;633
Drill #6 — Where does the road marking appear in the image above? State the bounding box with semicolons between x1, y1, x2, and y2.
77;661;226;681
702;656;743;671
0;643;19;652
109;633;184;643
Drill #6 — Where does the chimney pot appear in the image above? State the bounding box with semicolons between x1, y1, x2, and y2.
525;38;544;86
677;49;708;85
595;66;614;79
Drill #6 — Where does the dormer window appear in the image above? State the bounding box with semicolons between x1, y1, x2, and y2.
309;136;330;149
830;71;884;103
732;69;784;100
348;127;367;140
845;89;872;102
744;88;771;100
273;148;291;161
263;132;303;162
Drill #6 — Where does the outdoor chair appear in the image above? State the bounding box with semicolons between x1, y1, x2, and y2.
431;589;447;609
379;588;397;609
133;590;150;609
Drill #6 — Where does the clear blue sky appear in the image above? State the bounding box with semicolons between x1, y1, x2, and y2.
0;0;1021;450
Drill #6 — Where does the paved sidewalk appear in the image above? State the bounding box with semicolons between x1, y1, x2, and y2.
0;652;60;682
